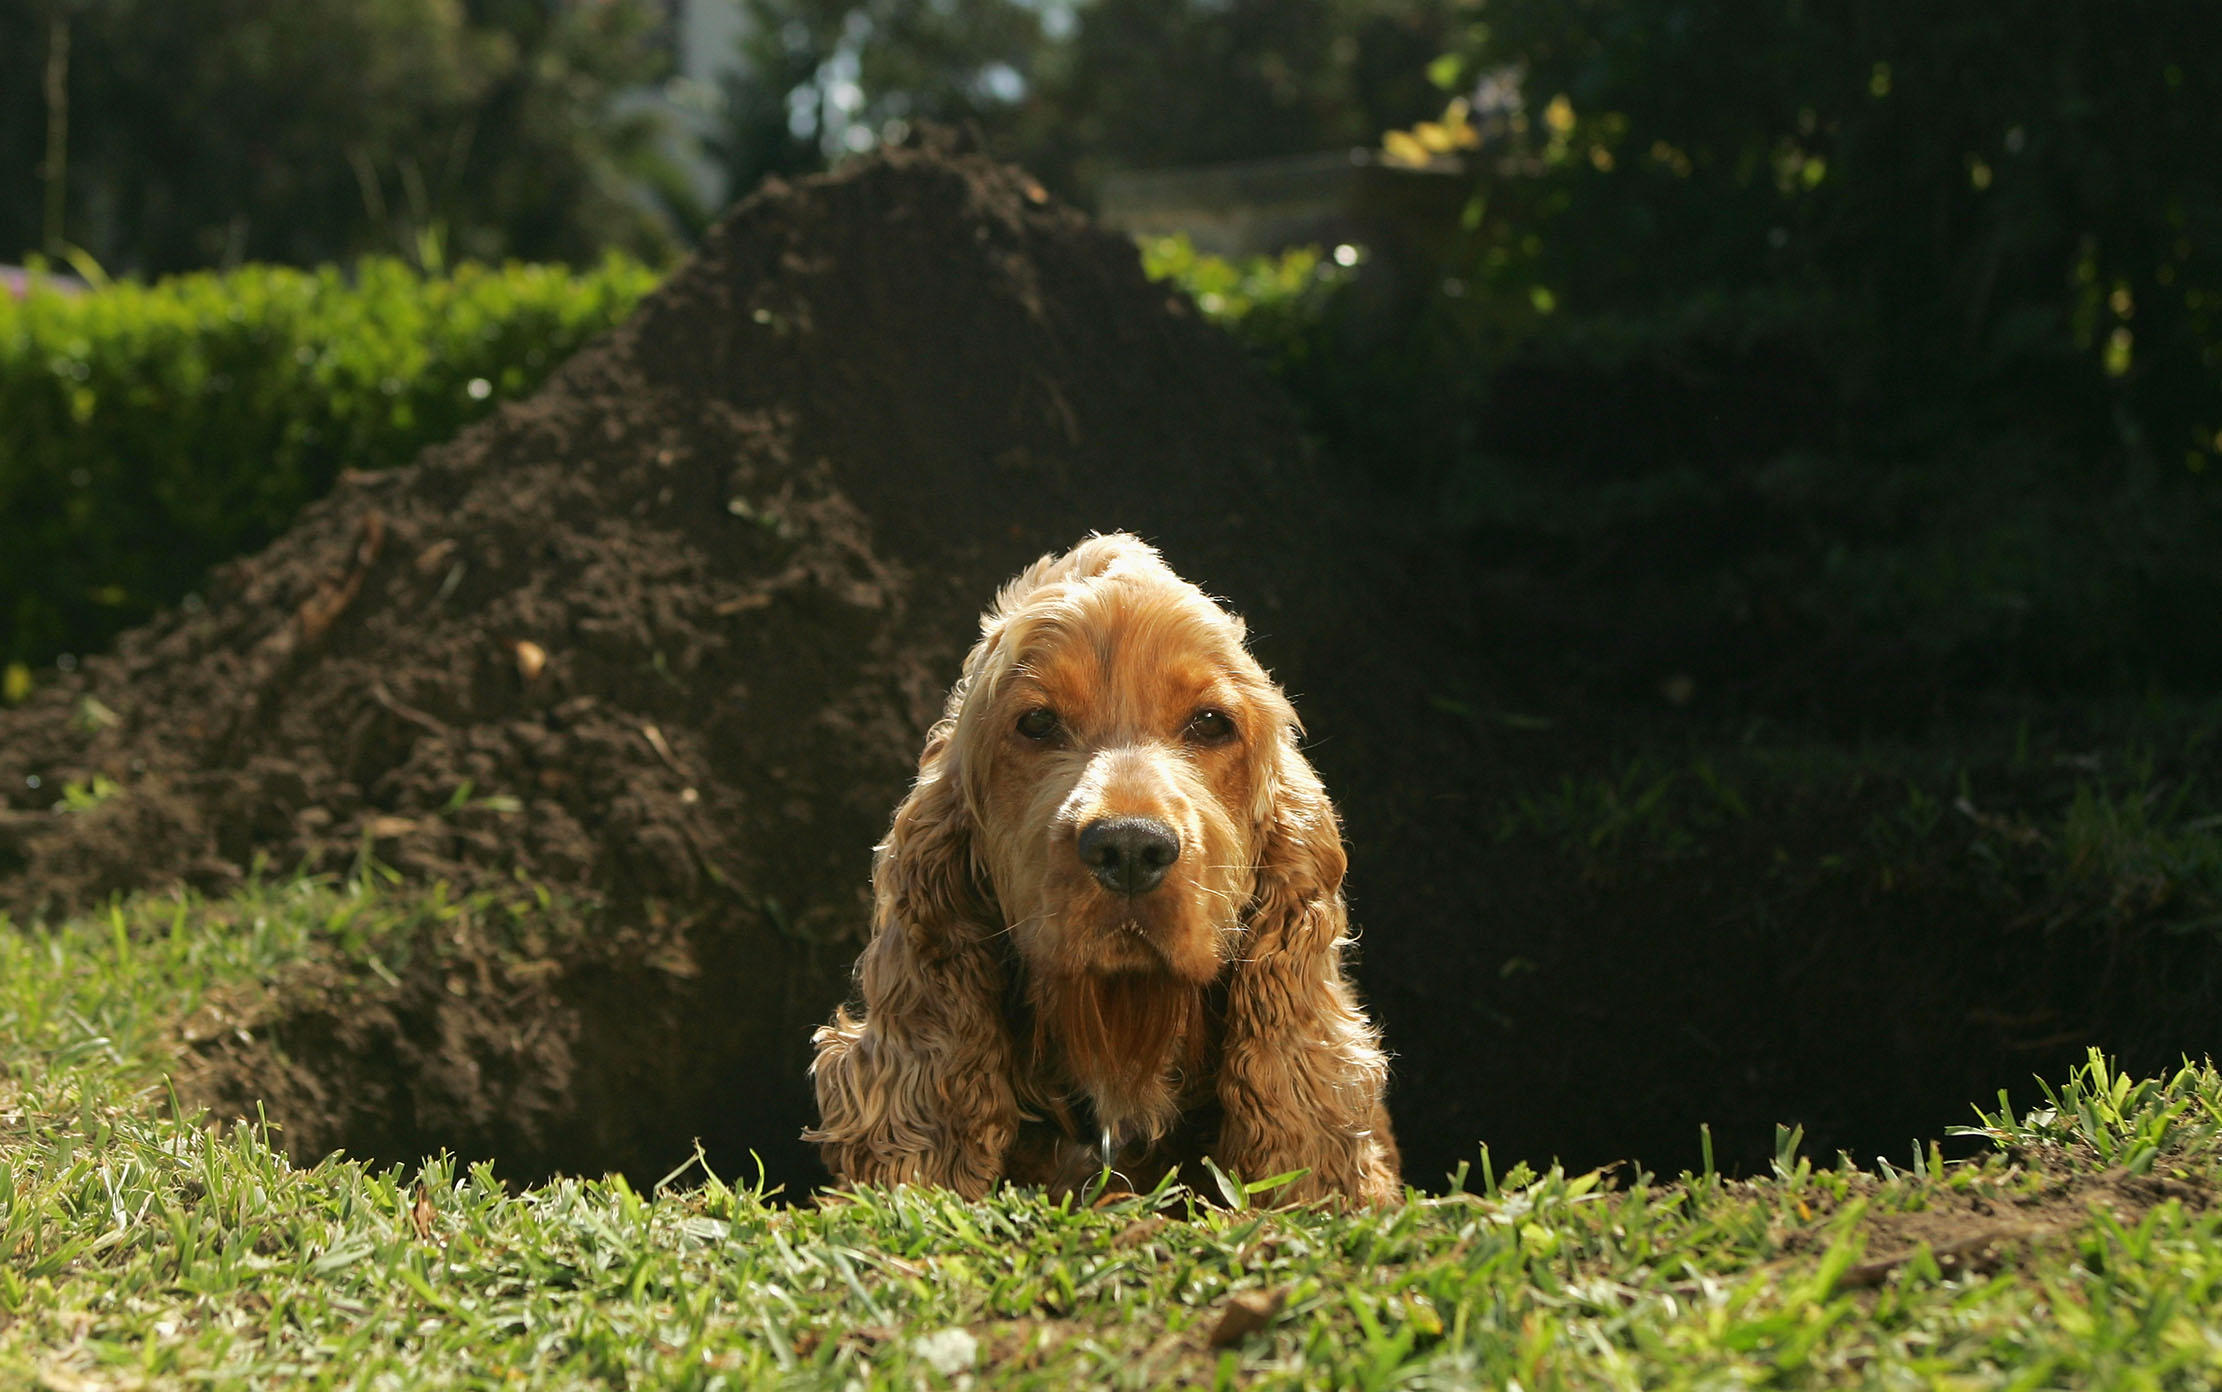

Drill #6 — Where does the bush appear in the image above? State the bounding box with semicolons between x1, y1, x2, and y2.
0;256;657;674
1138;236;1351;369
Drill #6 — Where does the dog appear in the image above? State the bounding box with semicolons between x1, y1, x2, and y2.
807;533;1398;1205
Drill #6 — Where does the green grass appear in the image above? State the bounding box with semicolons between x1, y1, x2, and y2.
6;878;2222;1387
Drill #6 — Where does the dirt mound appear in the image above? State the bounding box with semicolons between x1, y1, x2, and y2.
1;147;1336;919
0;141;1443;1185
14;142;2174;1195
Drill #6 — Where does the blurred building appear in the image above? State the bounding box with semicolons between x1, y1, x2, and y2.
623;0;754;212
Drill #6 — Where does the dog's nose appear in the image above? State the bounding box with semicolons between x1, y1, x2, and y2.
1077;817;1180;895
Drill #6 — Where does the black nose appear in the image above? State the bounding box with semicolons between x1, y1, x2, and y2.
1077;817;1180;896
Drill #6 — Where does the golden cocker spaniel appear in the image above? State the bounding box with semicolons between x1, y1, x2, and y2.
807;533;1399;1205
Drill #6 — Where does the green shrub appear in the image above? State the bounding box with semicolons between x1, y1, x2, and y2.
0;256;657;674
1138;236;1350;369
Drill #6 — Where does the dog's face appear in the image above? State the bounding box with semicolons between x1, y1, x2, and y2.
814;535;1394;1201
953;557;1290;988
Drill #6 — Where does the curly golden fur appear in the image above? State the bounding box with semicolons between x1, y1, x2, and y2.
807;534;1399;1205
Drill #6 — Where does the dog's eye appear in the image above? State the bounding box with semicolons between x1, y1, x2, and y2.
1015;707;1061;742
1185;708;1237;745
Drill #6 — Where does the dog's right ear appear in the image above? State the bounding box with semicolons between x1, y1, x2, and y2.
806;719;1017;1195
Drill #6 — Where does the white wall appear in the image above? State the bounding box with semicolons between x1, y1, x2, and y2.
621;0;754;213
676;0;750;89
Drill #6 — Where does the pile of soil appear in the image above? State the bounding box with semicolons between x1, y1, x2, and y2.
0;140;1486;1185
4;140;2198;1192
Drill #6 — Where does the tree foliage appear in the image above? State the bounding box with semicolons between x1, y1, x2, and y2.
710;0;1045;197
1414;0;2222;471
709;0;1457;203
1023;0;1449;193
0;0;687;274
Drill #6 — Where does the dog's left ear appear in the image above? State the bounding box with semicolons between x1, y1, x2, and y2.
1215;727;1401;1205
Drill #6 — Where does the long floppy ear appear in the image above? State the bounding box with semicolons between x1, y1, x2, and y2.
807;718;1019;1197
1215;732;1401;1206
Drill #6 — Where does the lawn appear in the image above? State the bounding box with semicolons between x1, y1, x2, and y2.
5;876;2222;1388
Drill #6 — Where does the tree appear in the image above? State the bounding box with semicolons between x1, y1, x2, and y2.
1021;0;1450;194
0;0;687;274
707;0;1458;207
1416;0;2222;464
709;0;1045;200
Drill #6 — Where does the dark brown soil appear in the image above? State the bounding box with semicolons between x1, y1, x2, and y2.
1787;1167;2214;1290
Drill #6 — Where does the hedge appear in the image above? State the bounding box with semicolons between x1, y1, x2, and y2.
0;256;658;676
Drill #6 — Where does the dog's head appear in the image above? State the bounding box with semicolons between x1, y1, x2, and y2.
939;533;1295;989
821;534;1379;1180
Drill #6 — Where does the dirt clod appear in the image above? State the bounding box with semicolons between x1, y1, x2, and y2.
1207;1289;1288;1348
